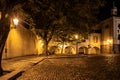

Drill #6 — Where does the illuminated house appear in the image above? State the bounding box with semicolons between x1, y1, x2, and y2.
93;4;119;54
76;4;120;54
95;16;120;54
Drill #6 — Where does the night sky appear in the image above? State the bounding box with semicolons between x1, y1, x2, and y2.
98;0;120;20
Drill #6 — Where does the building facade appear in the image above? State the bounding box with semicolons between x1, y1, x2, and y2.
76;16;120;54
98;16;120;54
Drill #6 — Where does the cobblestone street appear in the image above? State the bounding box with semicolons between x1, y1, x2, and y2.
17;54;120;80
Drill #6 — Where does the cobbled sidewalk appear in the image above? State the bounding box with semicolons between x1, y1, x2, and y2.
0;54;94;80
1;54;81;72
17;54;120;80
0;55;45;80
2;55;45;71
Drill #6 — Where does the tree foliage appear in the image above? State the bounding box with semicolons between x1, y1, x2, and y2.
20;0;105;54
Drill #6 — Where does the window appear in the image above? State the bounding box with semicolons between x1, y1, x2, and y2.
118;34;120;40
118;30;119;33
93;36;98;43
105;25;109;29
118;24;120;29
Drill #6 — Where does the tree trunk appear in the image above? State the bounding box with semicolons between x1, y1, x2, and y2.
61;42;64;54
0;0;10;76
43;41;49;55
0;32;9;76
0;14;10;76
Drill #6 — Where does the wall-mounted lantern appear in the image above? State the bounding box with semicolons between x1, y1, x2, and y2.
13;18;19;29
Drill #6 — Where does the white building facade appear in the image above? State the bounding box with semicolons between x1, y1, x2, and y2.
99;17;120;54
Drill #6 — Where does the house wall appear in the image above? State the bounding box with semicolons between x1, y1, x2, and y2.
89;33;101;48
113;17;120;53
76;33;101;55
100;17;113;53
2;25;37;59
88;33;101;54
99;17;120;54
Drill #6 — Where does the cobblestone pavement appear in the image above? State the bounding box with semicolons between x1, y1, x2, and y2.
17;54;120;80
2;55;45;71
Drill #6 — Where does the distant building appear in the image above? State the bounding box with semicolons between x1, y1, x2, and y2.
74;2;120;54
96;16;120;54
92;2;120;54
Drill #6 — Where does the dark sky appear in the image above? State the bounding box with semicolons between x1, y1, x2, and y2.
98;0;120;20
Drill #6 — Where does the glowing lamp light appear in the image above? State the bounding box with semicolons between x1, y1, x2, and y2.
75;35;78;39
39;40;44;47
13;18;19;25
106;39;112;45
59;45;62;48
59;44;67;48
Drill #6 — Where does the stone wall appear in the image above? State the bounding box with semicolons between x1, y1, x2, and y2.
2;25;37;59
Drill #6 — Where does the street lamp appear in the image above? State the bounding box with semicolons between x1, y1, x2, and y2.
75;35;78;40
106;39;112;45
13;18;19;28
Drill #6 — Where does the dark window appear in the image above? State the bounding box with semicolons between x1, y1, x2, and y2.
118;34;120;40
118;24;120;29
105;25;109;29
118;30;119;33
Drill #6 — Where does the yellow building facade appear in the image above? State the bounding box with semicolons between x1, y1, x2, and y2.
2;25;37;59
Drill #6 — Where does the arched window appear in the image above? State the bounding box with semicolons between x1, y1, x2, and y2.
118;24;120;29
118;34;120;40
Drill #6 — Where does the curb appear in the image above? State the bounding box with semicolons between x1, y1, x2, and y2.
0;69;23;80
0;57;45;80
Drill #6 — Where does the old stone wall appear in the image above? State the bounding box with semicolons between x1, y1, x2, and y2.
2;25;37;59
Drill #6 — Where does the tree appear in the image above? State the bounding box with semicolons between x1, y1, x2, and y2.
63;0;105;39
0;0;10;75
0;0;33;76
22;0;68;55
52;0;105;51
22;0;105;55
